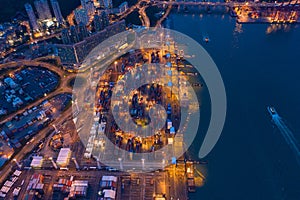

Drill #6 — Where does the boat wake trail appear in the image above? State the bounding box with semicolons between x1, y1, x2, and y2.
268;107;300;164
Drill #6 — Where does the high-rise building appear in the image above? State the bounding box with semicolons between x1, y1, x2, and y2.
93;15;103;32
61;29;71;44
81;0;95;15
100;10;109;27
98;0;112;9
78;22;89;41
81;0;88;9
93;10;110;32
24;3;39;31
62;23;89;45
118;2;128;14
70;26;79;43
54;20;126;65
34;0;52;20
74;8;89;25
86;1;96;15
50;0;64;24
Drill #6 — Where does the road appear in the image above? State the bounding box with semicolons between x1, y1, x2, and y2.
152;0;300;8
167;163;188;200
0;60;77;124
156;0;173;27
4;167;171;200
0;103;74;185
1;33;61;60
117;0;144;20
139;6;151;27
0;59;79;185
117;0;300;28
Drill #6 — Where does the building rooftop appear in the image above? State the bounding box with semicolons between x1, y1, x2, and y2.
103;189;116;199
56;148;71;166
102;176;117;183
30;156;43;168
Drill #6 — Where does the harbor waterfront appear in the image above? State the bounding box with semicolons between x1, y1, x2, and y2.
169;13;300;199
0;0;300;199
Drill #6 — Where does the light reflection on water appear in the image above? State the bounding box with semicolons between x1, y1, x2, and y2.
170;12;300;200
266;24;293;34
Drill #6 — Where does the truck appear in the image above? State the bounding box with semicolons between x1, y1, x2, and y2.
13;187;21;197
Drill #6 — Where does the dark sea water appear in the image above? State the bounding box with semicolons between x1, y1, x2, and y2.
170;13;300;200
2;1;300;198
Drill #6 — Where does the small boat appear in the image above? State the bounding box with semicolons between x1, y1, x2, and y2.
267;106;279;117
203;36;210;43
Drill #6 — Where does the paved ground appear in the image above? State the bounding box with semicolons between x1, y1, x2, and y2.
0;59;78;185
0;60;77;124
3;168;185;200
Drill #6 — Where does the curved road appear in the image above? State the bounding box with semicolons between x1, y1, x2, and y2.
139;6;151;27
0;59;79;184
156;0;173;27
0;60;77;124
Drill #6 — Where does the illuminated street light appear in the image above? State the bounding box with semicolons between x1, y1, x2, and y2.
49;157;58;169
162;159;166;169
114;61;118;72
96;157;101;170
52;124;58;133
72;99;79;112
72;157;80;170
141;158;145;170
13;158;22;168
160;32;164;43
118;157;123;170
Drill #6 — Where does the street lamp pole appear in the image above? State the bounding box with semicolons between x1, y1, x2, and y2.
141;158;145;171
49;157;58;169
96;157;102;170
52;124;58;133
13;159;22;169
162;159;166;169
114;61;118;72
72;157;80;170
118;157;123;170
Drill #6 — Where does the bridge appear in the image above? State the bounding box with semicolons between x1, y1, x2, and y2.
151;0;300;9
117;0;300;25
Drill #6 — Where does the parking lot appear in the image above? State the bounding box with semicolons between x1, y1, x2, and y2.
0;66;59;118
0;93;72;149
